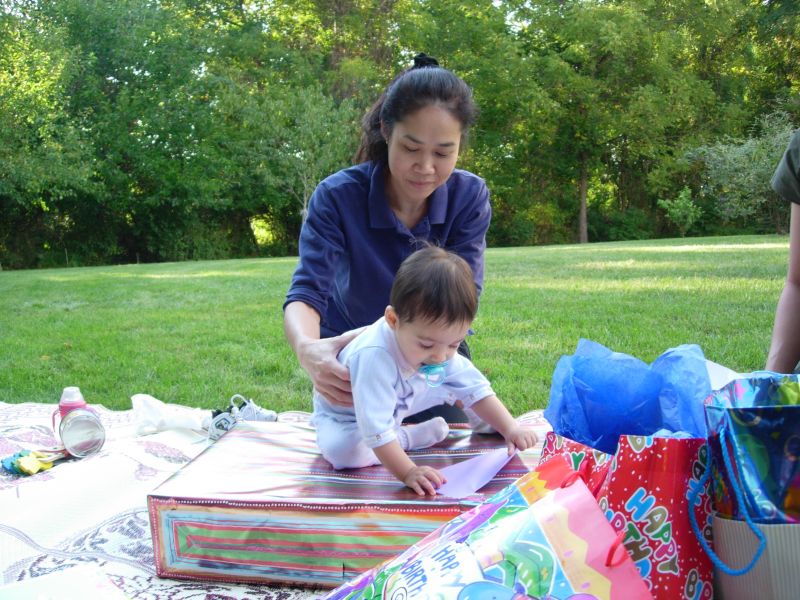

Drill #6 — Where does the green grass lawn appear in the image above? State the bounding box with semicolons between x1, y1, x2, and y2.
0;235;789;415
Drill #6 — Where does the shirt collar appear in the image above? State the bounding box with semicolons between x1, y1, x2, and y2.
368;162;449;228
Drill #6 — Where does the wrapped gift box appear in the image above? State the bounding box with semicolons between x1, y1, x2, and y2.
147;414;548;588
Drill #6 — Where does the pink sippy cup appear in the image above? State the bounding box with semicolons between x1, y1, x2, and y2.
55;386;88;417
52;387;105;457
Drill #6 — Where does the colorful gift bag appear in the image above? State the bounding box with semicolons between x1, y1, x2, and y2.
323;455;653;600
687;374;800;599
703;374;800;524
540;432;713;600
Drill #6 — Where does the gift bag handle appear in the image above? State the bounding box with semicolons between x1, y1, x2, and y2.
605;530;628;568
688;422;766;576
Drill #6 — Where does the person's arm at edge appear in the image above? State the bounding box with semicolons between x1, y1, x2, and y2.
767;202;800;373
283;301;361;406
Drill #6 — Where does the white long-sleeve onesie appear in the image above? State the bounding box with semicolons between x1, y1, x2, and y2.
311;317;494;469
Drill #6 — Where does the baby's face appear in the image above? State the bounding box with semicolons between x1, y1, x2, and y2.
391;316;470;370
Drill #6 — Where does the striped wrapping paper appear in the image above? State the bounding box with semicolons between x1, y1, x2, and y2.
148;412;550;588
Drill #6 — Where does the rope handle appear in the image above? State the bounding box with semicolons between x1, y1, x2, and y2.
688;421;766;576
605;530;627;567
559;469;585;488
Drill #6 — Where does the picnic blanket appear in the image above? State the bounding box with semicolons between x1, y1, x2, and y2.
0;401;324;599
1;401;550;598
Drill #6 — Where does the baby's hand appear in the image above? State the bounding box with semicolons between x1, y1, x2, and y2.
504;425;539;456
402;465;446;496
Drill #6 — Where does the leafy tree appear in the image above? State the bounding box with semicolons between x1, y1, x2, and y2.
514;0;716;243
1;0;798;267
269;85;359;222
690;110;795;233
0;11;95;268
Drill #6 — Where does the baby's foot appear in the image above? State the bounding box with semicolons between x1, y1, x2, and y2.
399;417;449;450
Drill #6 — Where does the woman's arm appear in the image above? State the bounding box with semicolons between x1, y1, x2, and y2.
284;301;361;406
284;177;364;405
767;202;800;373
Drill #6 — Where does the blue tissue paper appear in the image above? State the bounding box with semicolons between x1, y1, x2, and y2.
544;339;711;454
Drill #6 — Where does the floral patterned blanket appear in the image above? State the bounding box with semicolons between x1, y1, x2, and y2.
0;401;323;599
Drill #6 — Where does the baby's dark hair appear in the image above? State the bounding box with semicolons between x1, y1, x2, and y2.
390;246;478;326
355;53;478;164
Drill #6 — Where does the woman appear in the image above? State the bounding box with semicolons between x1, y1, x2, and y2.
283;53;491;417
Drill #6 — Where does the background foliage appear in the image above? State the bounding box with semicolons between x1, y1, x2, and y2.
1;0;798;269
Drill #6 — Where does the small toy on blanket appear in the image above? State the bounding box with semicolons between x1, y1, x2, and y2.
2;386;107;475
205;393;278;439
1;448;69;475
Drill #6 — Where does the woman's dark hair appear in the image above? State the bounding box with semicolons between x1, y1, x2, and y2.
355;53;478;164
390;245;478;326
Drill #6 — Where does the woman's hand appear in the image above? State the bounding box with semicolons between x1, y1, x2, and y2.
297;328;364;406
504;425;539;456
402;465;446;496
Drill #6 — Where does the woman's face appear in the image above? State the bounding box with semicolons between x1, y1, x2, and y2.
383;104;462;208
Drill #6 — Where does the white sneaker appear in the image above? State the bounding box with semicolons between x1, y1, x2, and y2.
233;395;277;422
206;411;237;440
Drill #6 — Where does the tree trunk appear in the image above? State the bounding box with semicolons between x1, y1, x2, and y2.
578;162;589;243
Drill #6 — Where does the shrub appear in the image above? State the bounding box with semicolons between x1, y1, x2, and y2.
658;187;702;237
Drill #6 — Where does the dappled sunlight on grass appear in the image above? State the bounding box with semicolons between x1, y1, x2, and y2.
596;242;788;253
125;270;275;280
6;257;299;284
489;236;788;255
572;259;706;271
490;276;780;293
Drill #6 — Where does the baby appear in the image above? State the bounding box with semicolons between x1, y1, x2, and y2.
311;246;538;495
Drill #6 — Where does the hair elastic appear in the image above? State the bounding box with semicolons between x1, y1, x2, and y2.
412;52;439;69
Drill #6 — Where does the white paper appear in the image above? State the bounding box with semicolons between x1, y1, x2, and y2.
436;448;514;498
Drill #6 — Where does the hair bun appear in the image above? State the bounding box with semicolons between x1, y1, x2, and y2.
412;52;439;69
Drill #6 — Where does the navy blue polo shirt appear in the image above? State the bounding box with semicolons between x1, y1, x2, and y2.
284;161;491;337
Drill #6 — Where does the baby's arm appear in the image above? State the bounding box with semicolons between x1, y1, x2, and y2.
373;441;446;496
350;347;442;494
469;395;538;455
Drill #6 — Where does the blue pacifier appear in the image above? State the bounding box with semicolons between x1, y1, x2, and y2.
418;361;448;388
